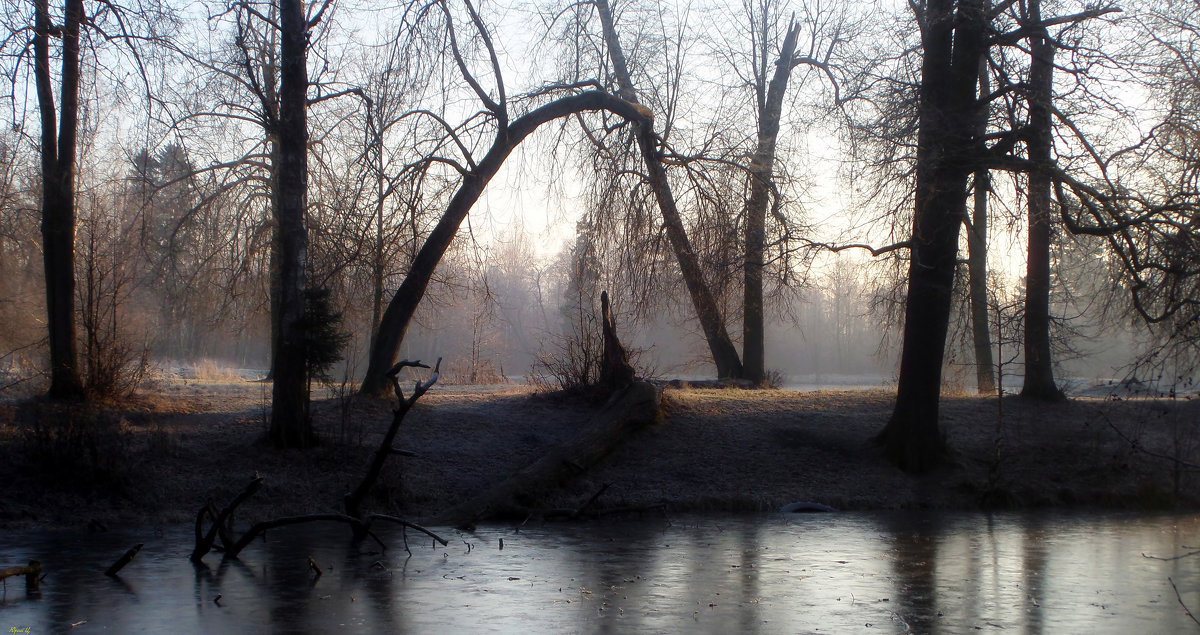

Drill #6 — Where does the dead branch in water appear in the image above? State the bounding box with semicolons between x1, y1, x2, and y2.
0;560;42;595
1143;549;1200;561
225;514;385;559
192;476;263;562
105;544;143;577
1169;577;1200;627
345;358;440;519
190;358;446;563
365;514;448;546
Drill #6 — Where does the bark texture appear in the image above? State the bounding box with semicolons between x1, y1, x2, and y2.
1019;0;1065;402
269;0;314;447
35;0;85;399
878;0;988;472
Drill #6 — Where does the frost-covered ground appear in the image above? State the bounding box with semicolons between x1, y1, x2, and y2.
1;375;1196;530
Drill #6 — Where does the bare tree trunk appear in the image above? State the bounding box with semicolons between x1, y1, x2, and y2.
594;0;744;379
1020;0;1064;402
877;0;988;472
269;0;313;448
968;57;996;395
370;128;386;355
743;20;802;385
35;0;84;399
360;92;652;397
266;153;280;381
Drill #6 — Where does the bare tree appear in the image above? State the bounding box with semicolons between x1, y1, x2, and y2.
359;0;653;396
590;0;745;379
267;0;317;447
728;0;848;384
33;0;85;399
966;55;996;394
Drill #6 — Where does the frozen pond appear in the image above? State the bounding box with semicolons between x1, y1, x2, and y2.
2;512;1198;632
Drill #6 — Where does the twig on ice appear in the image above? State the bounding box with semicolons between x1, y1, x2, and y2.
1144;550;1200;561
1169;576;1200;627
366;514;449;546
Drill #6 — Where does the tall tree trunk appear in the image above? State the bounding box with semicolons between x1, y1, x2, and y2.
269;0;314;448
877;0;988;472
370;121;386;355
1020;0;1064;401
359;92;652;397
266;145;280;381
968;57;996;395
594;0;744;379
35;0;84;399
743;21;801;385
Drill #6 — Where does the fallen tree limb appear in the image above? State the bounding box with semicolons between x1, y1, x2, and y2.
190;356;448;562
365;514;449;546
0;560;42;594
225;514;385;559
432;380;661;529
191;476;263;562
1170;576;1200;627
345;359;440;519
105;544;143;577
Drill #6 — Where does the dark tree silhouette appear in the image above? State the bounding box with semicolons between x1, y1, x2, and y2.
742;19;801;386
594;0;744;379
269;0;315;448
34;0;85;399
876;0;989;472
1018;0;1065;402
359;0;653;397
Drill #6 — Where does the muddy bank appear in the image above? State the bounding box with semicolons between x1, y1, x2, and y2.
0;379;1196;530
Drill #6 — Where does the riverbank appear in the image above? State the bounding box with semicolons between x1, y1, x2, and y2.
0;377;1196;530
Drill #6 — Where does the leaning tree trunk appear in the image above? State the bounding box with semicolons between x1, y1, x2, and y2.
877;0;988;473
1019;0;1064;402
360;93;652;397
269;0;314;448
594;0;744;379
743;21;801;386
968;57;996;395
35;0;84;400
432;380;660;529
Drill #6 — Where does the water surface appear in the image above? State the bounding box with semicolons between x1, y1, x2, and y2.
2;512;1197;633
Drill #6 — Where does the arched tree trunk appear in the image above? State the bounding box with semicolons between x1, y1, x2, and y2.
360;93;652;397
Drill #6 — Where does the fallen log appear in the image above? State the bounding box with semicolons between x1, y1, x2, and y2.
105;543;143;577
432;380;661;529
0;560;42;594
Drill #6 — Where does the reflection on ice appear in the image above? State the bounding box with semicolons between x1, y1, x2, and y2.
2;512;1198;633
